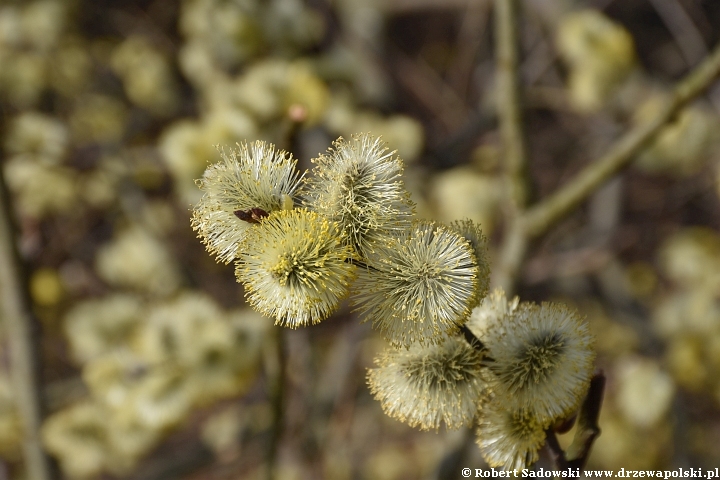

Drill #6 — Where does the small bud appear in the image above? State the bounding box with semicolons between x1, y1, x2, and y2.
280;193;294;211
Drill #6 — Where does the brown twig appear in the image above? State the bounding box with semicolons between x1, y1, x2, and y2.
544;427;568;469
565;372;606;467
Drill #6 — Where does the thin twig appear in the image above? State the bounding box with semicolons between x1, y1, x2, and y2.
647;0;707;67
495;0;529;212
0;159;54;479
523;42;720;239
492;41;720;290
491;218;528;295
265;328;286;480
544;428;568;469
492;0;531;296
455;8;720;480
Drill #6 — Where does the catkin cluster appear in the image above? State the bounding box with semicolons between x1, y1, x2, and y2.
192;133;596;470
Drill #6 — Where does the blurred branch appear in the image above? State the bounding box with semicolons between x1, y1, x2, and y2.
0;160;54;479
522;41;720;239
492;0;530;296
494;40;720;294
459;324;485;351
495;0;529;212
648;0;707;67
491;219;527;295
647;0;720;114
265;328;286;480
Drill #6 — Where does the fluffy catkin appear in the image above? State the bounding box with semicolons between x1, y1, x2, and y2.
235;208;356;327
301;133;414;260
368;336;487;430
353;221;479;347
192;141;302;264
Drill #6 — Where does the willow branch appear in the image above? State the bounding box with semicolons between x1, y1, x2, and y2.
495;0;529;212
491;0;531;296
265;328;286;480
491;218;528;296
0;162;54;480
523;43;720;239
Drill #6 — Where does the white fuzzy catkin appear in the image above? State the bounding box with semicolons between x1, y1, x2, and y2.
235;208;356;328
302;133;414;260
367;336;487;431
482;303;595;423
353;221;480;348
192;140;302;264
476;398;547;471
449;219;491;307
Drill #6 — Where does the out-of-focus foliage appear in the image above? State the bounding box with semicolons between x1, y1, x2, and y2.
556;9;637;113
43;292;267;478
655;229;720;400
0;0;426;477
633;94;720;176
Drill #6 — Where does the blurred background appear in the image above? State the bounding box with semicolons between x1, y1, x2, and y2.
1;0;720;478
